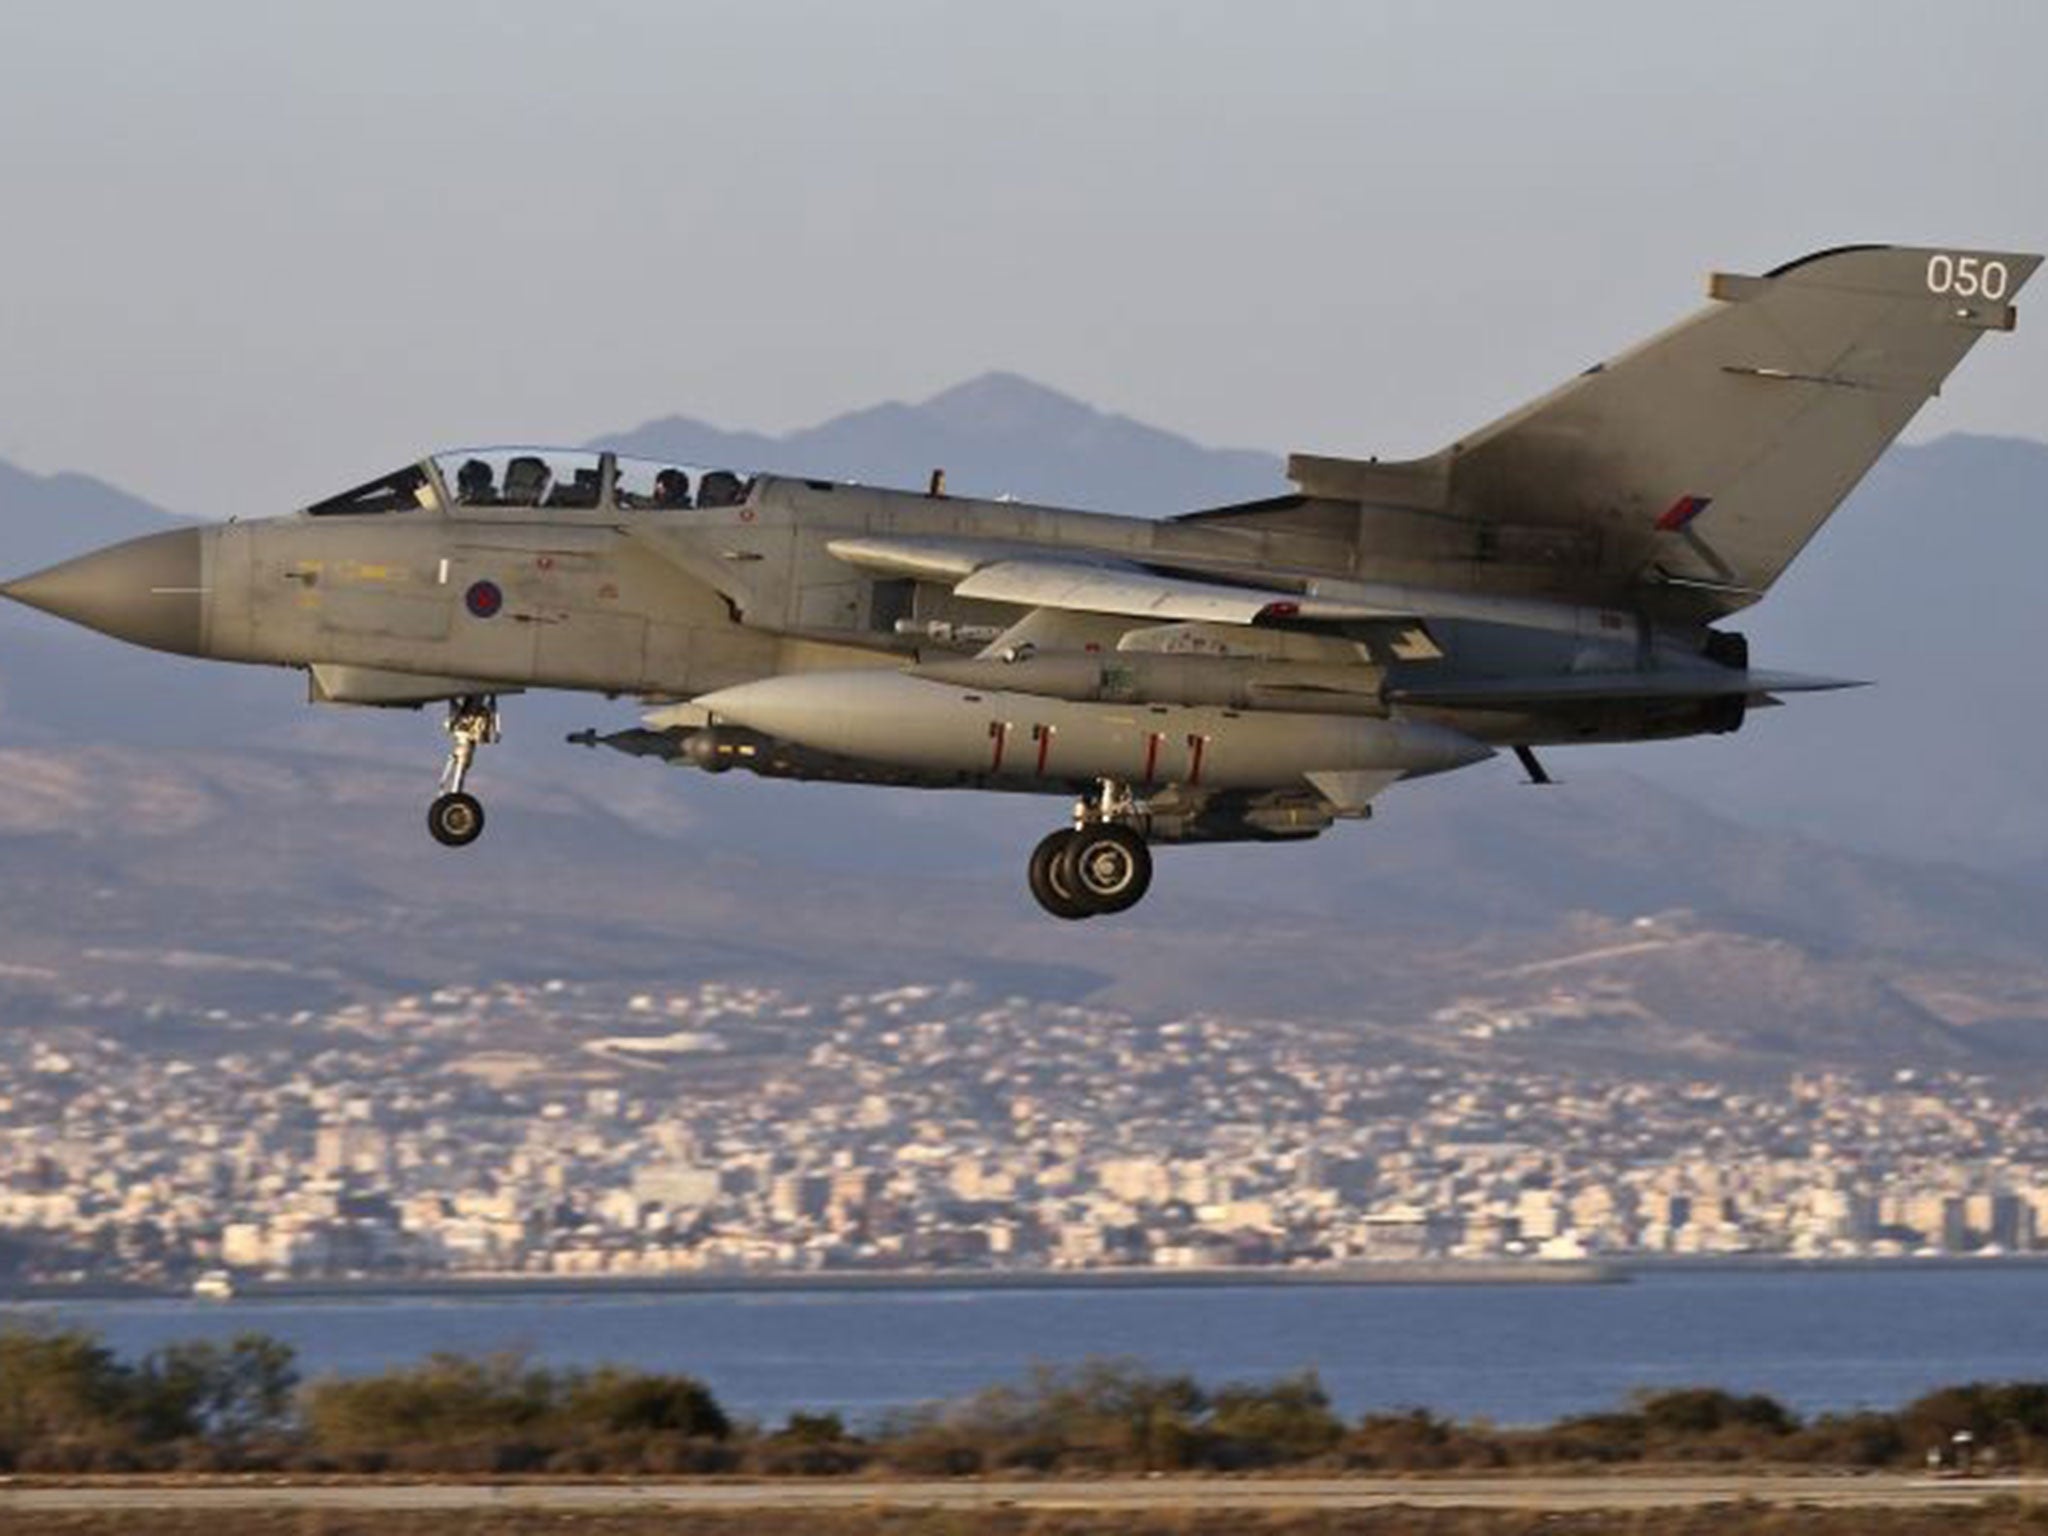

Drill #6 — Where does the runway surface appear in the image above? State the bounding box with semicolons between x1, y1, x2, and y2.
5;1474;2043;1513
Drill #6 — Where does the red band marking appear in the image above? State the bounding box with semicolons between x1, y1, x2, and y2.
1186;733;1207;786
1655;494;1712;533
1143;732;1161;784
988;720;1009;773
1033;724;1054;776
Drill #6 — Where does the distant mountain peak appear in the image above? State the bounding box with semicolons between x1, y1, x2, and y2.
595;372;1286;516
916;372;1107;436
0;461;185;574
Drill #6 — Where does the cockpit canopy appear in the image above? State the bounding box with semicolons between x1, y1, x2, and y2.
304;450;755;517
304;463;439;517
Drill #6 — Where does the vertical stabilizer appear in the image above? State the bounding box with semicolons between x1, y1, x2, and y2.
1286;244;2040;613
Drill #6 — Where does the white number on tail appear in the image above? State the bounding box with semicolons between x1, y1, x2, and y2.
1928;253;2010;301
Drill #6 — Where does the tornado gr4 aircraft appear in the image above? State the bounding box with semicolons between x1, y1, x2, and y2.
4;244;2038;917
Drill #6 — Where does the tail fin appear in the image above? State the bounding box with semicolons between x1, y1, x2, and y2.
1288;244;2040;614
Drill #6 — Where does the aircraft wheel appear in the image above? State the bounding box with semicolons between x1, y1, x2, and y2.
428;791;486;848
1060;823;1152;915
1028;829;1093;920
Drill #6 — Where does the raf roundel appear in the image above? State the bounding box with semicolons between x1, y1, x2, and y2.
464;580;503;619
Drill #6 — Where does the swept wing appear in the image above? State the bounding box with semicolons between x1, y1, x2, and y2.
825;535;1417;627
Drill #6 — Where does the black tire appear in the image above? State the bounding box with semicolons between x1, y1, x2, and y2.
428;791;486;848
1028;829;1093;920
1059;823;1152;915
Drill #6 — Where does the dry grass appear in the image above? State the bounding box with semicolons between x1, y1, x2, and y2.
11;1504;2048;1536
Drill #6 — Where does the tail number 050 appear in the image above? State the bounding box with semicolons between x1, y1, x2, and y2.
1927;253;2010;301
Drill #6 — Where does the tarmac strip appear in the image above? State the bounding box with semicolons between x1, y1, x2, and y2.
3;1476;2044;1513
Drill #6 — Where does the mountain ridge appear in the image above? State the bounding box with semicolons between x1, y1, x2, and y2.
591;369;1286;515
3;382;2047;1078
0;735;2046;1078
0;459;186;571
6;383;2045;871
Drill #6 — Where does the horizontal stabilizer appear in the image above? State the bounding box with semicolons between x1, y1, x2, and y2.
1390;669;1864;708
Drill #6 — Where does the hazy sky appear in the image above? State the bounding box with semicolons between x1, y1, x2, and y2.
1;0;2043;520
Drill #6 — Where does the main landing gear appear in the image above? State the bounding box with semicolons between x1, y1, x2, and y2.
427;694;499;848
1028;780;1154;920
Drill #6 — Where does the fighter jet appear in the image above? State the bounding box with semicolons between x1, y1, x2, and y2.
4;244;2037;917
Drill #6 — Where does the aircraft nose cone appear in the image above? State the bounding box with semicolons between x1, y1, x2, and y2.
1;527;209;656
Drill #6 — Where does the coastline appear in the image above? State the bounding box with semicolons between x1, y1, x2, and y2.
19;1251;2048;1305
0;1259;1618;1304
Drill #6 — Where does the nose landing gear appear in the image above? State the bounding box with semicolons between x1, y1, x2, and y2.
1028;780;1154;920
428;694;498;848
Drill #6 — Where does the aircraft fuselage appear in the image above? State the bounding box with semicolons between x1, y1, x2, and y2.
8;243;2032;915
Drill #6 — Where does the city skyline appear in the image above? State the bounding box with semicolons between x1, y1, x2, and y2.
9;969;2048;1290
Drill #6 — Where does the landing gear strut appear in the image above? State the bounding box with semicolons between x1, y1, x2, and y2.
1028;779;1153;920
428;694;498;848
